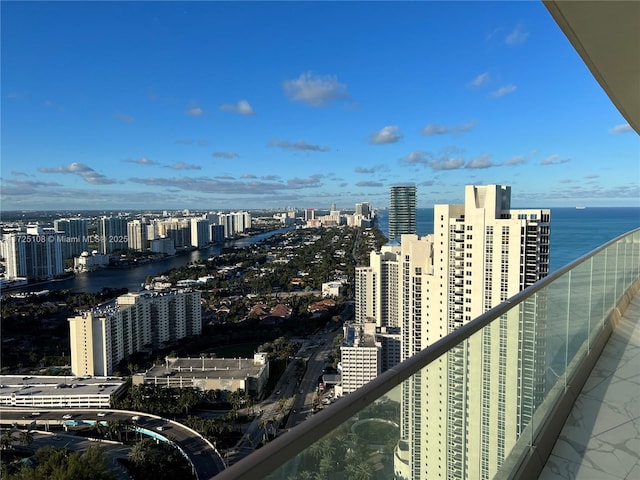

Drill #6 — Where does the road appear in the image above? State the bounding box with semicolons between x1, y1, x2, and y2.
0;408;224;479
227;301;353;467
1;302;355;476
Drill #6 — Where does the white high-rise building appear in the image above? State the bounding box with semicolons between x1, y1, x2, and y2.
127;220;148;252
339;321;381;395
190;218;210;247
1;226;65;280
54;218;89;259
391;185;550;479
208;211;252;238
97;216;128;254
355;245;405;328
69;291;202;376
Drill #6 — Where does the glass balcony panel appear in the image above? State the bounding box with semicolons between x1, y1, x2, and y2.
219;230;639;480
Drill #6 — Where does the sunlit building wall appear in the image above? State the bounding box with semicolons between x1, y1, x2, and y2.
397;185;550;479
54;218;89;259
69;291;202;376
127;219;148;252
97;216;128;254
1;227;64;280
190;218;210;247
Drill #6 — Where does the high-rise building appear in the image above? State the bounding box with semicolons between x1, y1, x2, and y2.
68;291;202;376
355;246;401;327
97;216;128;254
208;211;252;238
394;185;550;479
1;226;65;280
389;185;416;240
127;220;148;252
339;321;381;395
355;202;371;218
54;218;89;259
190;218;210;247
304;208;315;221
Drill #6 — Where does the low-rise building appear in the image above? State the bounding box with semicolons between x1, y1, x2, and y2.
0;375;126;409
133;353;269;398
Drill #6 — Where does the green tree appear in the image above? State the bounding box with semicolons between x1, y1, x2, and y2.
1;429;16;450
19;429;33;447
2;445;115;480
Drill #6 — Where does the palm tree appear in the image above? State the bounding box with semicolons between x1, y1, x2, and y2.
1;429;16;450
19;429;34;447
258;417;269;442
346;460;375;480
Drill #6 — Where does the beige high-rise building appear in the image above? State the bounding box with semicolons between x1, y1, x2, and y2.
355;185;549;479
338;321;381;395
127;219;148;252
69;291;202;376
392;185;550;479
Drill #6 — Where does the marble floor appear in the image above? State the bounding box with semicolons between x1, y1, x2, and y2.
539;293;640;480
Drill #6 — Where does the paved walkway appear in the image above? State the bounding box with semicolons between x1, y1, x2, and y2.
540;292;640;479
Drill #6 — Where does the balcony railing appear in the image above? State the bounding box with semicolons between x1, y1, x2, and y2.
215;229;639;480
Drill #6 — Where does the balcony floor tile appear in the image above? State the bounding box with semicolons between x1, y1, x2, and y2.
540;290;640;479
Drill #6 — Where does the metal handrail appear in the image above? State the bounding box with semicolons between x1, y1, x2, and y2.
213;228;639;479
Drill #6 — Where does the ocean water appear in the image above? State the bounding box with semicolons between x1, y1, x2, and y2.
375;207;639;273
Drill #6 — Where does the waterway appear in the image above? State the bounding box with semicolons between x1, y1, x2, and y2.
15;228;293;294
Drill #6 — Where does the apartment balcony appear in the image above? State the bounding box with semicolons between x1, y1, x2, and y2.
214;229;639;479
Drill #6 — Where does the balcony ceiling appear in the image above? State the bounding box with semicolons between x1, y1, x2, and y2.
544;1;640;134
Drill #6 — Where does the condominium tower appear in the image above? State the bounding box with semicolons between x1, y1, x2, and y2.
69;291;202;376
356;185;550;479
1;226;65;280
389;185;417;240
395;185;550;479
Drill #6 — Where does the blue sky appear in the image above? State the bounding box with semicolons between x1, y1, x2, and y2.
2;1;638;211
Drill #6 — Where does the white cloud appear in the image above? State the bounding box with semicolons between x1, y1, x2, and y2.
421;121;475;136
124;157;160;166
540;154;571;166
283;71;351;107
609;123;632;134
269;139;330;152
505;25;528;45
465;154;494;169
186;105;204;116
369;125;402;144
490;85;517;97
166;161;201;170
469;72;490;88
356;181;384;187
504;155;526;166
38;162;117;185
213;151;239;159
219;99;255;115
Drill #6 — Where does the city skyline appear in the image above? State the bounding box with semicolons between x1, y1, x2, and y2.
2;1;638;211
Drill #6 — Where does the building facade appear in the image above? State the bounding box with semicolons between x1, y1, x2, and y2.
97;216;128;254
394;185;550;479
339;321;381;395
389;185;416;240
1;226;65;280
127;219;148;252
54;218;89;259
69;291;202;376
